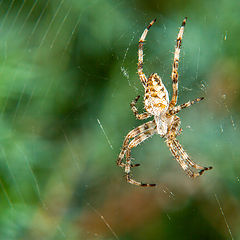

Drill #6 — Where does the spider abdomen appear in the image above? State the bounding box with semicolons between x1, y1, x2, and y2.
144;73;169;116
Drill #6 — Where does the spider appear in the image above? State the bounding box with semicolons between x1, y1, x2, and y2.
117;17;212;187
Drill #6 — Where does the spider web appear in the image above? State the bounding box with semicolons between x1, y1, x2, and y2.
0;1;239;240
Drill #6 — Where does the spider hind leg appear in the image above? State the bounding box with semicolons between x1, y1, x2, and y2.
169;17;187;109
138;19;156;87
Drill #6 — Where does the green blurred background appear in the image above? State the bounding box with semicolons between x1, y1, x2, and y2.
0;0;240;239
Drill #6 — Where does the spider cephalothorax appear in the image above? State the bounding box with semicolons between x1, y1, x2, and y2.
117;18;212;187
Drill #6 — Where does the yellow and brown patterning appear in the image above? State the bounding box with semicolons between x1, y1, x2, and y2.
144;73;169;116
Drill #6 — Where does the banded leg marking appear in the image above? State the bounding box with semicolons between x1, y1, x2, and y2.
138;19;156;87
172;139;212;177
166;138;212;178
131;95;152;120
168;97;204;115
169;17;187;108
166;139;195;178
117;120;155;167
125;128;157;187
166;115;182;139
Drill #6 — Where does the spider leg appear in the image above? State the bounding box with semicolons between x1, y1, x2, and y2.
168;97;204;115
172;139;212;177
169;17;187;109
131;95;152;120
166;115;182;139
126;174;156;187
117;120;155;168
138;19;156;87
166;138;212;178
125;128;157;186
166;139;195;177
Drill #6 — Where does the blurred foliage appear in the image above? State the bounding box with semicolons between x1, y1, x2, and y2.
0;0;240;239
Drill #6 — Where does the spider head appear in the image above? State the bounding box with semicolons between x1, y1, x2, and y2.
144;73;169;116
155;115;169;135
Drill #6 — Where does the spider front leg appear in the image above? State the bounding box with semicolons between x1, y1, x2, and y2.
166;139;195;177
172;139;213;177
117;120;155;168
165;115;212;177
125;128;157;187
166;115;182;139
166;138;212;178
131;95;152;120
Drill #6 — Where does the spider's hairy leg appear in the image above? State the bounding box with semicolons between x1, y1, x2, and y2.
169;17;187;109
166;139;195;177
117;120;155;168
168;97;204;115
166;115;182;138
125;128;157;187
166;138;213;178
172;139;213;177
138;18;156;87
126;174;156;187
131;95;152;120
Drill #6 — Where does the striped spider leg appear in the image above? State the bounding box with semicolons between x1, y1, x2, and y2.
166;17;212;177
137;18;156;87
117;120;157;187
166;138;213;178
169;17;186;109
117;18;212;187
165;115;212;178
